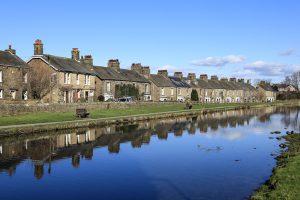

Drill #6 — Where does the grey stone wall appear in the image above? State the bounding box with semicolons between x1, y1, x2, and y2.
0;101;185;116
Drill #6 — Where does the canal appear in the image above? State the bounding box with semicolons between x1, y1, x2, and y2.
0;106;299;200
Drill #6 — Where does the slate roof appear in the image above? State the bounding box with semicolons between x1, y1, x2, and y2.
31;54;95;75
150;74;175;87
93;66;149;83
186;78;256;91
259;84;276;92
0;50;29;68
169;76;191;88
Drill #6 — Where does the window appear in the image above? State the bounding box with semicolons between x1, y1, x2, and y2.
64;73;71;84
0;89;3;99
23;73;28;83
85;75;90;85
178;88;181;95
10;90;16;99
22;90;28;100
144;84;149;93
161;88;165;95
0;71;2;82
106;82;111;92
171;88;174;95
76;74;79;85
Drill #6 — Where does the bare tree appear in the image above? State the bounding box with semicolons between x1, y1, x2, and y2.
29;66;54;99
283;70;300;89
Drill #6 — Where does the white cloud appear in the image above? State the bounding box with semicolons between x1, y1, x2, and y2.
244;61;300;77
191;55;246;67
279;48;296;56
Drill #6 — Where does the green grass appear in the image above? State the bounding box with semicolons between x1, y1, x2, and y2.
0;101;289;127
251;134;300;200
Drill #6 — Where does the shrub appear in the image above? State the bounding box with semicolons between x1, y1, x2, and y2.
191;89;199;101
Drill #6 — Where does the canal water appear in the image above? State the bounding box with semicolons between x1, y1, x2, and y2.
0;106;299;200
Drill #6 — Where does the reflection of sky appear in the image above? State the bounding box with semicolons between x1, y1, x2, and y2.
0;107;299;200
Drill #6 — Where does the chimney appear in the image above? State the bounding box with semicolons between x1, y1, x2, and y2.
82;55;93;68
34;39;43;55
158;70;168;77
71;48;80;61
141;66;150;78
211;75;218;81
260;80;266;85
5;45;16;55
131;63;142;73
238;78;244;83
187;73;196;81
200;74;208;81
247;79;251;84
108;59;120;71
230;78;237;82
174;72;183;79
221;78;228;82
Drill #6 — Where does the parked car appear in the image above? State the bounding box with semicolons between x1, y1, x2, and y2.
118;96;136;102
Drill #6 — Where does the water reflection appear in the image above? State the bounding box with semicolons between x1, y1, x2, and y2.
0;106;299;181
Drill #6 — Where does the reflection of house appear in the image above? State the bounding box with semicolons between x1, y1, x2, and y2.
27;40;96;103
1;107;285;179
0;45;30;100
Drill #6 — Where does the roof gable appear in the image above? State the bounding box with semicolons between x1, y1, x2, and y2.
0;50;28;68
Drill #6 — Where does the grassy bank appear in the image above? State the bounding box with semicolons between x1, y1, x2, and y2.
0;101;295;127
251;133;300;200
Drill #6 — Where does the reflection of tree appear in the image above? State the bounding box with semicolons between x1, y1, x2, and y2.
34;164;44;180
108;142;120;154
174;129;183;137
72;155;80;168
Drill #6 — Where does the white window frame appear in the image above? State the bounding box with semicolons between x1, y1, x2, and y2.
106;82;111;92
161;88;165;96
0;71;2;83
178;88;181;95
0;89;3;99
171;88;174;95
145;84;149;93
64;73;71;84
85;75;90;85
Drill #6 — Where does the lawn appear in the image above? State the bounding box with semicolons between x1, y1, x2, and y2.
0;102;280;126
251;134;300;200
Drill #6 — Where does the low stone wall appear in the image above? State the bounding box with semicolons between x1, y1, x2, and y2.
0;101;186;116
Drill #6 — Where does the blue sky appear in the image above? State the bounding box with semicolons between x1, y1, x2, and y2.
1;0;300;82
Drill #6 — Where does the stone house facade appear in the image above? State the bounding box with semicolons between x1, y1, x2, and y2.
93;61;151;101
149;70;176;101
27;40;96;103
0;46;30;101
257;81;277;102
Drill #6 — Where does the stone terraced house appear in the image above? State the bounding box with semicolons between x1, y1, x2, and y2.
27;40;96;103
149;70;191;102
257;81;277;102
0;45;30;101
1;39;262;104
149;70;176;101
93;61;151;101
